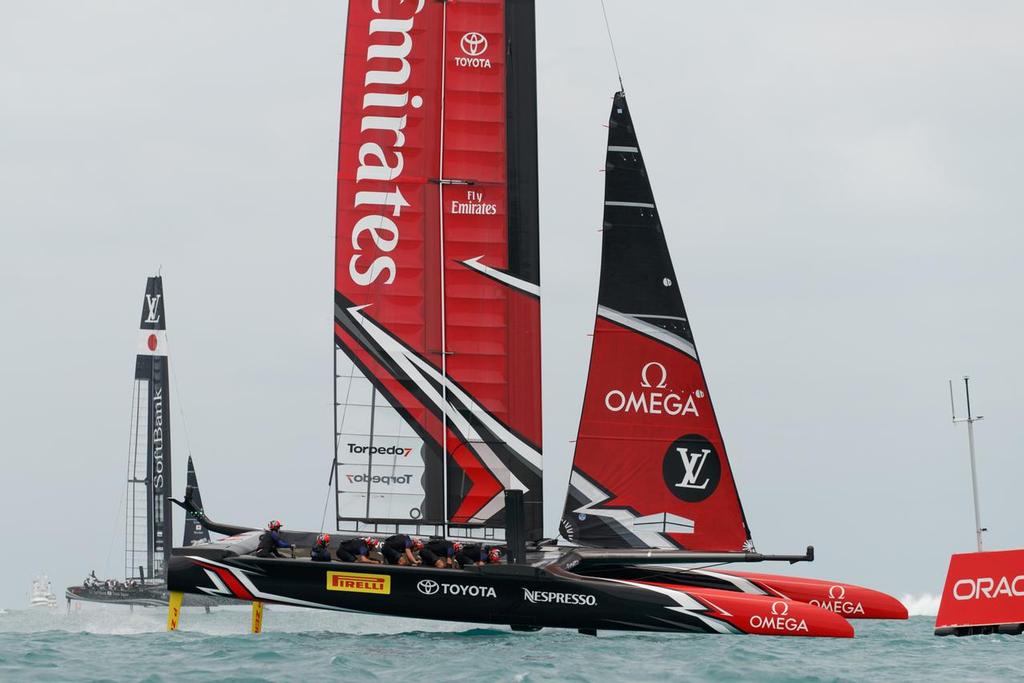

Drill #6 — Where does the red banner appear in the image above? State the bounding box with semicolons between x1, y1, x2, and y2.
936;549;1024;630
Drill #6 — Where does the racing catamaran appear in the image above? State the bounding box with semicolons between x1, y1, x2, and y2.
67;277;223;608
166;0;903;636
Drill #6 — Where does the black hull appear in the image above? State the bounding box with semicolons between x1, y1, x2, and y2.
171;555;725;633
165;504;857;636
167;553;854;637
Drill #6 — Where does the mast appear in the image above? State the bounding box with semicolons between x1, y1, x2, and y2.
126;276;172;579
438;0;449;534
950;376;986;552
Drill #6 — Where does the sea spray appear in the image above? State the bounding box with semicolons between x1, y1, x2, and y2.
900;593;941;616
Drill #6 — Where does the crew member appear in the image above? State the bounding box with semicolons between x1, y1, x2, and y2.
254;520;294;558
311;533;332;562
382;534;423;566
456;543;502;567
420;539;457;568
336;537;381;563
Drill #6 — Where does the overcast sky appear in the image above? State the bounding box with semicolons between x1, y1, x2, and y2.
2;1;1023;610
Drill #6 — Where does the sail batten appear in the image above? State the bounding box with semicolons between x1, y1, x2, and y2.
560;93;752;552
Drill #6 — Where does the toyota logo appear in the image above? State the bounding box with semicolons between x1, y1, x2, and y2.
460;32;488;57
770;600;789;616
417;579;439;596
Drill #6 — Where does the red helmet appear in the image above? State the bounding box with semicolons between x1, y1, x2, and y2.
452;542;463;553
316;533;330;546
364;537;380;549
268;520;283;531
487;547;501;563
412;538;425;550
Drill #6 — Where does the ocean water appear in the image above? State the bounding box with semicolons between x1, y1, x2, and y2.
0;603;1018;682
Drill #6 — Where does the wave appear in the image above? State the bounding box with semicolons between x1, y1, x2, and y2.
0;604;504;637
900;593;940;616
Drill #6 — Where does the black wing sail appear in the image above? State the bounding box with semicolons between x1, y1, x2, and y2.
182;455;211;546
127;276;173;579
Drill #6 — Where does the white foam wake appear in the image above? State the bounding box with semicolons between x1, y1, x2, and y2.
1;603;491;636
900;593;940;616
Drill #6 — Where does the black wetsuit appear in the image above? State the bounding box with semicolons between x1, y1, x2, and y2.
254;529;291;558
421;539;455;566
336;538;369;563
311;544;331;562
382;534;413;564
455;543;489;567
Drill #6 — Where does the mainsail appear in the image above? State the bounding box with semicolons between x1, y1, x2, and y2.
126;276;173;579
182;455;211;547
560;93;752;552
333;0;542;540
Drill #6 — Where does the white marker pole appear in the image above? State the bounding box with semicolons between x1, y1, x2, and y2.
951;376;985;552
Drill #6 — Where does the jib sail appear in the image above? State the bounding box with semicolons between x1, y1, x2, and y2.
126;276;173;578
182;455;211;547
334;0;542;540
559;93;751;551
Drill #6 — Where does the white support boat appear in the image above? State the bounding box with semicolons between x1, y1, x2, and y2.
30;575;58;609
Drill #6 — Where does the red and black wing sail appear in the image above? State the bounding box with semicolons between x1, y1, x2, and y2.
559;93;752;551
128;276;172;578
333;0;542;540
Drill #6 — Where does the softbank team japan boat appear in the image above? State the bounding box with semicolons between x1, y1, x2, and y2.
66;278;228;609
167;0;905;637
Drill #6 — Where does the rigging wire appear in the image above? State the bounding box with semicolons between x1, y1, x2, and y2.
691;562;733;571
128;374;148;578
164;330;195;461
106;488;125;578
600;0;626;93
319;461;335;533
108;376;138;578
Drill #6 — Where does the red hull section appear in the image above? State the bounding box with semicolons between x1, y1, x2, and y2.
719;571;908;620
935;549;1024;635
635;582;854;637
